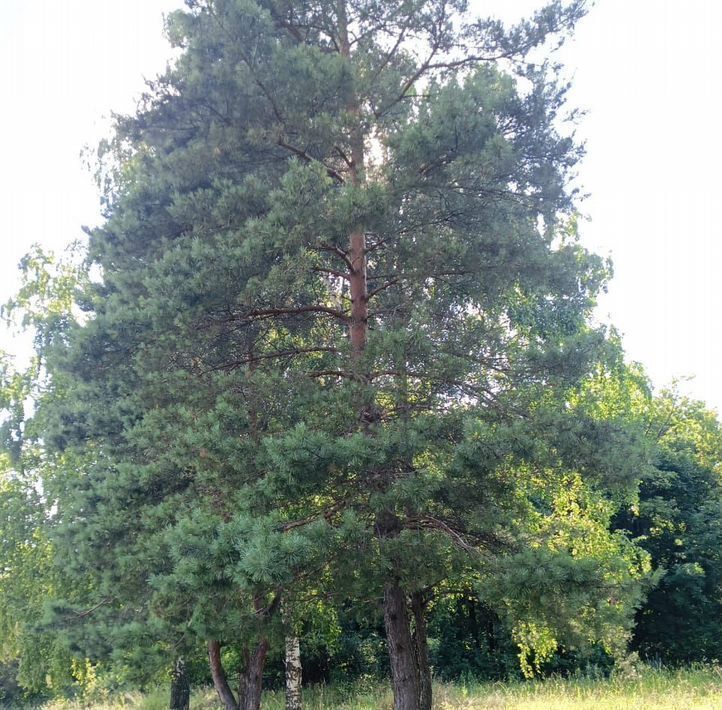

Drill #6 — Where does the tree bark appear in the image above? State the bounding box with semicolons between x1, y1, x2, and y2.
285;633;303;710
384;583;422;710
338;0;368;367
348;226;369;360
169;656;190;710
340;3;428;709
411;592;432;710
238;639;269;710
208;640;239;710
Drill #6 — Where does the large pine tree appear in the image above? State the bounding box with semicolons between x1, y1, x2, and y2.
35;2;652;708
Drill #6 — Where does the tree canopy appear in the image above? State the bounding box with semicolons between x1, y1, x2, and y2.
2;2;721;709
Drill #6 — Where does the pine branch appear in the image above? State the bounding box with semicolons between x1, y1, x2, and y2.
74;597;114;619
366;277;400;300
246;305;349;321
313;266;351;281
280;501;346;531
277;137;345;183
315;242;356;272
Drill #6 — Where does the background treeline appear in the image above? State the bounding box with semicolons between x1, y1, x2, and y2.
1;1;722;708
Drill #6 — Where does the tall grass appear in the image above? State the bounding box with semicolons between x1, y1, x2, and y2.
38;664;722;709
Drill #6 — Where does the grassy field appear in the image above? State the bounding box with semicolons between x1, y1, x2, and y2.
38;665;722;709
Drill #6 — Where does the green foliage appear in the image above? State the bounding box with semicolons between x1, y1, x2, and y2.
614;391;722;664
0;359;76;698
8;0;722;702
427;594;521;681
478;472;651;676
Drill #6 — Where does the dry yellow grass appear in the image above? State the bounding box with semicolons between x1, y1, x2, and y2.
39;665;722;710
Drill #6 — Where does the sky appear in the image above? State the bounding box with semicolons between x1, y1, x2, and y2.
1;0;721;413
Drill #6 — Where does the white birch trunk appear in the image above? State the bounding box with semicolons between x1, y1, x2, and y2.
284;633;303;710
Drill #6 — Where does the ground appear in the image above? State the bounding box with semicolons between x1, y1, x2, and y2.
37;665;722;709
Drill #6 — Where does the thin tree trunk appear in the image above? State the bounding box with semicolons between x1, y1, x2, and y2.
348;226;369;360
411;592;432;710
169;656;190;710
384;583;422;710
338;0;368;368
285;633;303;710
208;640;238;710
238;639;269;710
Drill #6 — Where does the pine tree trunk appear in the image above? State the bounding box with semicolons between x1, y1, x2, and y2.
383;583;422;710
338;0;368;369
169;656;190;710
285;634;303;710
411;592;432;710
208;641;239;710
340;4;425;708
238;639;269;710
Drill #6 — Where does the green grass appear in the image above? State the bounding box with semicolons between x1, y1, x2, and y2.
38;665;722;709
